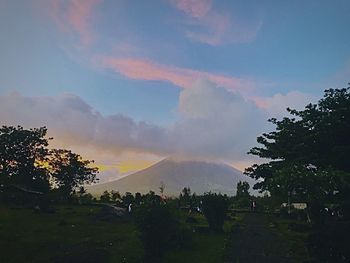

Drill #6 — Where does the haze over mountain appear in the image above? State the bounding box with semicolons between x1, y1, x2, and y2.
88;158;255;196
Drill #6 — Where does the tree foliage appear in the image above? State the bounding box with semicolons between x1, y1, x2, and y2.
100;190;111;202
202;192;228;232
245;86;350;204
110;190;121;202
0;126;51;192
49;149;98;199
235;181;251;208
236;181;250;199
134;200;191;261
180;187;191;206
0;125;98;203
135;202;176;260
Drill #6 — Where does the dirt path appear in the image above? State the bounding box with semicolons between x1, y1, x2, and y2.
225;213;296;263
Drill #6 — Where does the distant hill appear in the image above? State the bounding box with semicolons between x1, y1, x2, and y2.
87;158;255;196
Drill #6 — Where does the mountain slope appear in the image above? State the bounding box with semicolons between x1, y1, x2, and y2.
87;158;254;196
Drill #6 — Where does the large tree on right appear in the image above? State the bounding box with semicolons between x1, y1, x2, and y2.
245;85;350;206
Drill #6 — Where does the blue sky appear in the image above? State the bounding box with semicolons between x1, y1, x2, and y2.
1;0;349;179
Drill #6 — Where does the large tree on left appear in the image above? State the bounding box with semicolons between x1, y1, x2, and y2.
0;126;51;192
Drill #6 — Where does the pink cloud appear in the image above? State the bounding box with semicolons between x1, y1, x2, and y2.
170;0;262;45
186;11;231;45
171;0;212;18
50;0;101;46
171;0;230;45
97;56;254;93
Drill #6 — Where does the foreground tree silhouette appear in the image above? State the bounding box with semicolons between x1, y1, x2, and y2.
0;126;51;193
245;86;350;211
0;125;98;203
49;149;98;200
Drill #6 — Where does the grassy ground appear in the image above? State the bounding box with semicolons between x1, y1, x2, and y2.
225;212;311;263
271;216;311;262
164;212;241;263
0;204;240;263
0;204;143;262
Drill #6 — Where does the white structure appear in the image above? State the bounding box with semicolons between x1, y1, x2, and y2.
281;202;307;210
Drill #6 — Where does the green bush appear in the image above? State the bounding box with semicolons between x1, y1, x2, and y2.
202;193;228;232
100;190;111;202
134;201;191;261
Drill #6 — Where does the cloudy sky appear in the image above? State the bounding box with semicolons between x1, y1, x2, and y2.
1;0;350;181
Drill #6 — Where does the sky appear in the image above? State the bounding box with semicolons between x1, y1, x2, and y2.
1;0;350;182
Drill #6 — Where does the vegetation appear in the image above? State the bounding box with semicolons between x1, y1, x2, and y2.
1;83;349;262
134;200;191;261
202;193;228;232
100;190;111;202
245;87;350;208
49;149;98;201
179;186;191;206
245;84;350;261
0;126;51;194
234;181;251;208
0;125;98;205
0;198;238;263
0;204;143;263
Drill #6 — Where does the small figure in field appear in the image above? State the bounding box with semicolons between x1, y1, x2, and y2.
128;203;132;214
251;200;257;212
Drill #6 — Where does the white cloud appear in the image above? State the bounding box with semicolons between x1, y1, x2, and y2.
252;91;317;119
0;92;168;155
174;79;268;160
0;81;270;166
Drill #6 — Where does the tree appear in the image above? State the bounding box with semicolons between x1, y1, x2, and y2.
159;181;165;195
181;187;191;206
191;193;197;208
134;192;142;205
0;126;51;193
202;193;228;232
245;86;350;206
100;190;110;202
49;149;98;200
122;192;134;205
236;181;250;199
110;190;121;202
235;181;250;208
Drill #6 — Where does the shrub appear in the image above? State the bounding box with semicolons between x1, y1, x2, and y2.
134;201;191;261
78;193;94;204
100;190;110;202
202;193;228;232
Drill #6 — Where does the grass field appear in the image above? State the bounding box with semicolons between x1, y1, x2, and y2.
271;216;311;262
0;204;238;263
164;211;239;263
0;204;143;262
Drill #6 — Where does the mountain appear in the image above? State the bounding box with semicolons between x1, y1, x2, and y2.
87;158;255;196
